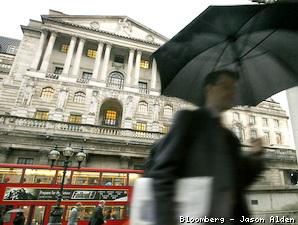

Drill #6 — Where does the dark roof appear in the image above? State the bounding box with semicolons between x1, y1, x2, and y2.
0;36;21;55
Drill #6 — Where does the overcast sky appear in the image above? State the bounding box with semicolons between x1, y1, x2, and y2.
1;0;295;146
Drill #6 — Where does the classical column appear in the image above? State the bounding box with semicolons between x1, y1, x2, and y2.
31;30;48;70
62;36;77;75
99;43;112;81
40;31;57;72
126;49;135;85
92;41;104;80
133;50;142;86
151;58;157;89
72;38;86;77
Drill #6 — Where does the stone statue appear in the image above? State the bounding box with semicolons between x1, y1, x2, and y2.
89;91;98;115
56;88;68;109
126;96;133;118
21;82;35;106
118;18;132;36
153;102;160;121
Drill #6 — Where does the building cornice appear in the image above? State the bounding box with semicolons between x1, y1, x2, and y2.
42;17;162;47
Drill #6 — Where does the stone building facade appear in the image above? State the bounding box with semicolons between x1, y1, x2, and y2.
0;9;298;221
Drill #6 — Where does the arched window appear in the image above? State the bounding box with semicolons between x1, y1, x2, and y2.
107;72;124;89
138;101;148;113
40;87;54;100
73;91;86;103
164;105;173;117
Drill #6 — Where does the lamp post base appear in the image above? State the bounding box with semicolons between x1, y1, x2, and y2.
47;206;64;225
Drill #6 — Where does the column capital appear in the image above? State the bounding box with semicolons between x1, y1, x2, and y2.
104;42;113;48
136;49;142;55
70;36;77;41
129;48;136;53
79;37;86;43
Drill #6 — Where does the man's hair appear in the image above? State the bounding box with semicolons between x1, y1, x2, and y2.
99;200;106;205
202;69;239;105
76;202;82;206
203;69;239;88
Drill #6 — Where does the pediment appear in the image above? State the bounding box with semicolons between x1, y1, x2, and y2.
45;12;168;45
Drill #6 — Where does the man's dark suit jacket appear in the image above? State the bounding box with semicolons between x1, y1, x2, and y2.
89;206;104;225
148;108;264;225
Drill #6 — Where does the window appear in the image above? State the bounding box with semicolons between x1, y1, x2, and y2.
164;105;173;117
136;122;147;131
7;45;17;54
24;169;55;184
73;91;86;103
140;59;150;69
233;126;243;142
251;200;258;205
103;110;117;126
82;72;92;80
69;114;82;124
35;110;49;120
0;168;22;183
274;119;279;128
249;116;255;125
264;131;270;144
162;125;170;133
137;101;148;113
60;44;69;53
276;133;282;145
262;118;268;127
250;130;257;140
54;67;63;74
101;172;127;186
87;49;97;58
233;112;240;121
107;72;124;89
72;171;100;185
40;87;54;100
138;82;148;94
17;158;34;165
114;55;125;64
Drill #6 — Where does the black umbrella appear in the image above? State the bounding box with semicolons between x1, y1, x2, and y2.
153;3;298;106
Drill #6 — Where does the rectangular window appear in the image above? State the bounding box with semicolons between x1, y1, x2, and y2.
136;122;147;131
24;169;55;184
7;45;17;54
138;82;148;94
87;49;97;58
61;44;69;53
101;172;127;186
250;130;257;140
72;171;100;185
104;110;117;126
54;67;63;74
264;131;270;144
0;168;22;183
251;200;258;205
114;55;125;64
17;158;34;165
82;72;92;80
35;111;49;120
274;119;279;128
276;133;282;145
140;59;150;69
69;114;82;124
262;118;268;126
249;116;255;125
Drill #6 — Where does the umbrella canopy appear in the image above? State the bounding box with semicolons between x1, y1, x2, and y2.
6;208;24;213
153;2;298;106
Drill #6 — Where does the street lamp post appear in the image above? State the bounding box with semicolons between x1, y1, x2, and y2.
48;145;86;225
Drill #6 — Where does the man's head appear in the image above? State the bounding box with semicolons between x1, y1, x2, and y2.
76;202;82;209
203;70;239;112
98;200;105;207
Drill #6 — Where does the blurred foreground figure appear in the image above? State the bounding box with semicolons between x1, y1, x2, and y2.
148;70;265;225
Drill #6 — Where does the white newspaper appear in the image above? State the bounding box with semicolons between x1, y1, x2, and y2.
130;177;213;225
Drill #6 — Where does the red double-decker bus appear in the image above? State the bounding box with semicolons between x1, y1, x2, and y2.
0;164;143;225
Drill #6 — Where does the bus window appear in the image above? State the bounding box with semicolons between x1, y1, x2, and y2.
104;205;127;220
72;172;99;185
56;170;71;184
24;169;56;184
101;173;127;186
0;168;22;183
128;173;142;186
